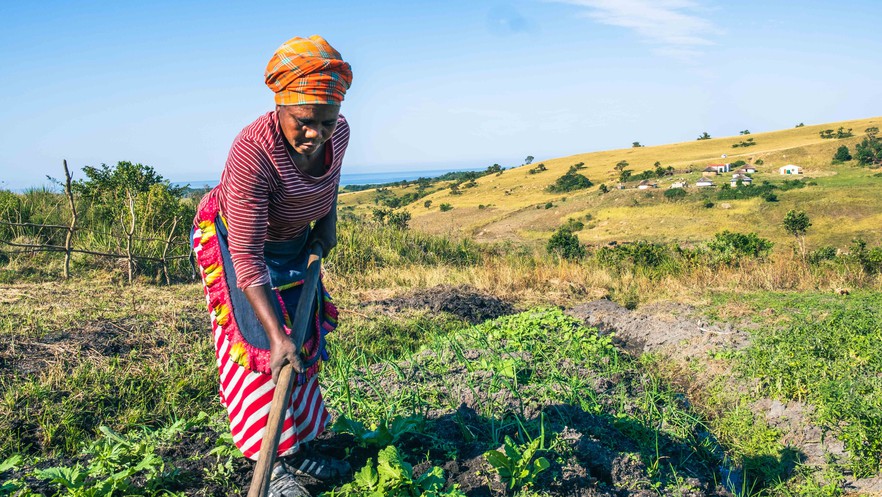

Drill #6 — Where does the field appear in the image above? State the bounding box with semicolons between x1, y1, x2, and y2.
340;117;882;250
2;117;882;496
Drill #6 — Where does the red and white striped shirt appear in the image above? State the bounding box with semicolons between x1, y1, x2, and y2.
208;111;349;288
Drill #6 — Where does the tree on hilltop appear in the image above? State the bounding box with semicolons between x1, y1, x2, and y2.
697;132;711;140
524;155;534;165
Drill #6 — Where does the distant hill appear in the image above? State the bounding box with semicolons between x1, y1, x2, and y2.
339;117;882;251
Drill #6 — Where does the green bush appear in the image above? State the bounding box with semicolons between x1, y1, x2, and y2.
546;227;584;260
832;145;853;164
596;241;675;272
439;203;453;212
808;246;837;265
707;231;774;265
547;171;593;193
663;188;686;201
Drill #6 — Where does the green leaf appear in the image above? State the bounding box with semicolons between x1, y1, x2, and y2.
483;450;511;470
533;457;550;473
332;416;367;437
0;455;21;473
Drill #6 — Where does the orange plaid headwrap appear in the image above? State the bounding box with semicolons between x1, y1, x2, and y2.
265;35;352;106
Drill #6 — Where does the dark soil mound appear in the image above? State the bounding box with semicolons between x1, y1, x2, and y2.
369;285;516;324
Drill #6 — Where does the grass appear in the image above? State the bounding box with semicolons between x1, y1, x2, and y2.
339;116;882;251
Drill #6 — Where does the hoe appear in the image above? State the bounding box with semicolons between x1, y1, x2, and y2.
247;246;323;497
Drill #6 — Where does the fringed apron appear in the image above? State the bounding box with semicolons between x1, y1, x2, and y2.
192;196;337;460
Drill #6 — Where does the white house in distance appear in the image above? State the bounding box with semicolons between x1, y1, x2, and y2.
637;180;658;190
730;174;753;187
696;177;715;187
670;180;688;189
707;163;731;173
735;166;757;174
779;164;803;175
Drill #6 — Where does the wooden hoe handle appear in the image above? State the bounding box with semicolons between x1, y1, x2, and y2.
248;246;324;497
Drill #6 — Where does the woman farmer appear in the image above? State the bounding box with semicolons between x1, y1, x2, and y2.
192;35;352;496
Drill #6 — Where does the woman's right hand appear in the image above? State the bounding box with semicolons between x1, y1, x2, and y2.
269;334;305;384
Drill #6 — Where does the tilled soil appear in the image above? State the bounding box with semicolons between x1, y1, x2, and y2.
366;284;516;324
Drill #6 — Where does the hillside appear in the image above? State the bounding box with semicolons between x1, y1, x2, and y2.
340;117;882;250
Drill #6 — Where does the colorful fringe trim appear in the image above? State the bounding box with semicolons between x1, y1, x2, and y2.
193;195;337;380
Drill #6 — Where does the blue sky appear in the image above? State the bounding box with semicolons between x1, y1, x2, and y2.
1;0;880;189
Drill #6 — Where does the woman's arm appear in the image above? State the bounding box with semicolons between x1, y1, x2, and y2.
243;283;304;383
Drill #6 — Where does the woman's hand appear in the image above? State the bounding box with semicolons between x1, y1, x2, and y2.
269;333;305;384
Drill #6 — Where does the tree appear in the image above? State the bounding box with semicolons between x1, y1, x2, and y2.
866;127;880;139
632;141;643;148
832;145;853;164
783;209;811;258
524;155;534;165
697;132;711;140
740;130;751;135
855;136;882;167
614;160;629;172
618;170;633;182
795;122;805;127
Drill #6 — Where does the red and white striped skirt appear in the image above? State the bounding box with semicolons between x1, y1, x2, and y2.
212;313;330;460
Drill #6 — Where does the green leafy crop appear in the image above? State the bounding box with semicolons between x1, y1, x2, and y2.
323;445;464;497
484;435;550;491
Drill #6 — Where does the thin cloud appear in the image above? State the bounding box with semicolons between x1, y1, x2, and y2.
551;0;717;58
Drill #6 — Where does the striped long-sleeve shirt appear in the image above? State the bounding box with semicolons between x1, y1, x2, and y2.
207;111;349;289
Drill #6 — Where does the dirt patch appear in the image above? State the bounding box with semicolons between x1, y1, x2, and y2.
566;299;750;360
366;285;516;324
0;318;168;377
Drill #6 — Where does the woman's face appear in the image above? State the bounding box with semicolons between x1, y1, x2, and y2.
276;104;340;156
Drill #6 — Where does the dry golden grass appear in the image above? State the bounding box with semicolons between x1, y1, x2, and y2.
340;116;882;251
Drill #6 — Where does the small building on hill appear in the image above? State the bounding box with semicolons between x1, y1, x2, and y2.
707;163;731;173
730;174;753;187
702;167;719;176
670;180;688;189
637;180;658;190
696;178;715;187
779;164;803;175
735;166;757;174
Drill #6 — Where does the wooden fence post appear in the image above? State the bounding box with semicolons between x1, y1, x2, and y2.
62;160;77;279
125;190;136;284
160;217;178;286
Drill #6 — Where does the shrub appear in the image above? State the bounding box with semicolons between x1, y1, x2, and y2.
755;159;765;165
561;218;584;231
808;246;837;265
547;227;584;260
598;184;609;194
832;145;853;164
528;163;547;174
439;203;453;212
596;241;674;271
547;171;593;193
544;202;553;209
664;188;687;201
707;231;774;265
424;200;432;208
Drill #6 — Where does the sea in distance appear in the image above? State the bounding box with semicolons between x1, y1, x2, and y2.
172;166;487;190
